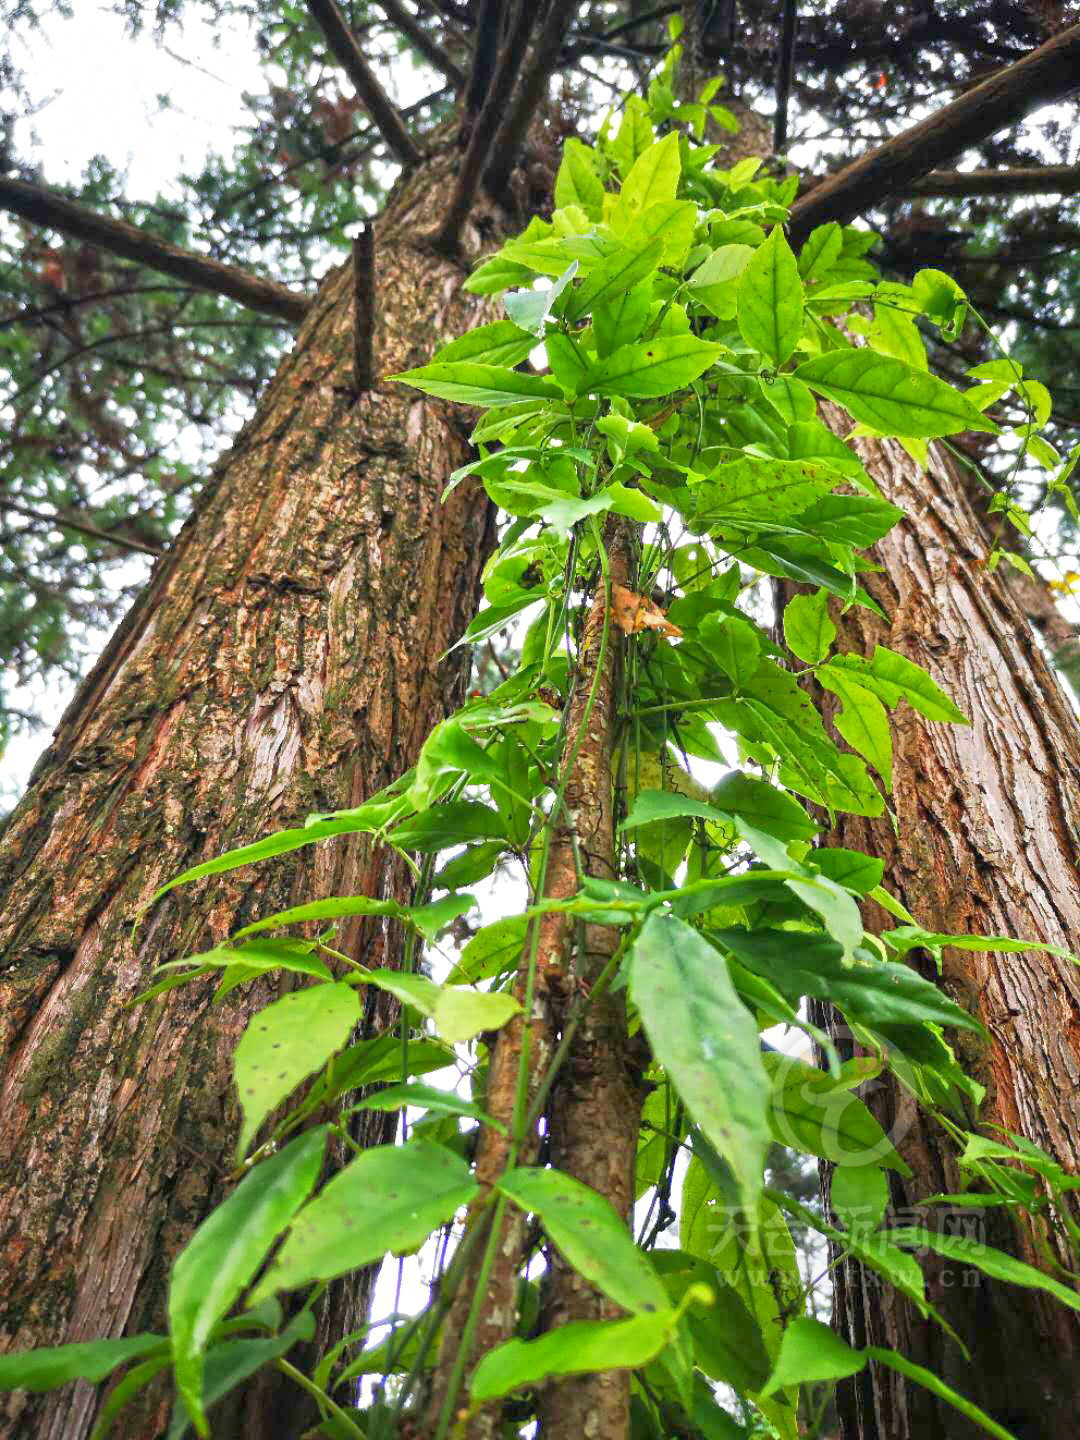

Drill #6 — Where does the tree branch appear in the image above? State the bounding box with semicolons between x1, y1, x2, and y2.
374;0;464;86
0;176;312;324
352;223;375;392
429;0;540;253
787;22;1080;244
901;163;1080;198
0;498;165;558
304;0;424;168
483;0;582;200
463;0;504;120
773;0;798;154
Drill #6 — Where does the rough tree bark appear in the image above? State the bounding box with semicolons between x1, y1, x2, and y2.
0;144;503;1440
807;404;1080;1440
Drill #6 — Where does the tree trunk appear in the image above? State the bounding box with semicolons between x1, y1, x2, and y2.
0;144;500;1440
807;404;1080;1440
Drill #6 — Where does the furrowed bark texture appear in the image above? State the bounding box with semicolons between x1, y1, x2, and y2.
425;520;641;1440
808;405;1080;1440
538;516;647;1440
0;145;501;1440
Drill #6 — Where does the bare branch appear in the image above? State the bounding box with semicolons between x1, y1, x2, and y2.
430;0;541;253
304;0;424;168
483;0;583;199
373;0;464;86
788;22;1080;244
901;163;1080;198
464;0;504;119
0;176;312;324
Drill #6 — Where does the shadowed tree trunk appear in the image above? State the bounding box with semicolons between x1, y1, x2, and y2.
805;403;1080;1440
0;144;502;1440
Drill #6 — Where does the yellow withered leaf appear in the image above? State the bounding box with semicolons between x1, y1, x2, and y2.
611;584;683;640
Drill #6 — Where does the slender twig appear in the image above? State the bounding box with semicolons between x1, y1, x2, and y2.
352;223;375;392
374;0;465;84
788;22;1080;243
482;0;583;201
0;176;311;324
773;0;798;154
304;0;424;168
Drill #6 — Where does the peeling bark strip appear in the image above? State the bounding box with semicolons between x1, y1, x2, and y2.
0;146;502;1440
425;517;637;1440
809;404;1080;1440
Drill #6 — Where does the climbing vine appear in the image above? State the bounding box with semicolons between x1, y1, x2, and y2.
4;44;1079;1440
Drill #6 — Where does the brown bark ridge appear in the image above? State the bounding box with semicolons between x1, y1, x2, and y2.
807;403;1080;1440
0;142;501;1440
537;516;647;1440
424;518;642;1440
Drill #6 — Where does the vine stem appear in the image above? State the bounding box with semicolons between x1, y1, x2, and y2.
422;513;636;1439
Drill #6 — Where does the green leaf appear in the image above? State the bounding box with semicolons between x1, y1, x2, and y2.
692;457;842;524
866;1348;1020;1440
886;1227;1080;1313
409;892;477;941
710;771;816;841
233;899;401;942
831;1164;890;1233
250;1141;479;1302
610;95;654;177
622;788;732;831
700;612;761;688
388;801;509;851
738;227;805;366
818;669;893;789
593;280;653;356
588;334;723;399
388;362;561;408
760;375;817;426
434;320;538;368
822;646;967;724
761;1317;865;1397
566;242;661;323
630;914;769;1219
623;199;698;267
603;481;663;523
503;262;579;338
149;795;407;902
167;1317;318;1440
689;244;754;318
434;841;506;890
161;940;333;982
652;1250;771;1394
0;1334;167;1394
433;986;521;1045
712;928;983;1033
616;132;681;225
498;1167;669;1315
168;1128;327;1435
470;1311;679;1403
554;139;605;219
764;1054;909;1174
798;223;843;282
783;589;835;664
351;1082;503;1134
794;352;998;438
234;984;359;1156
